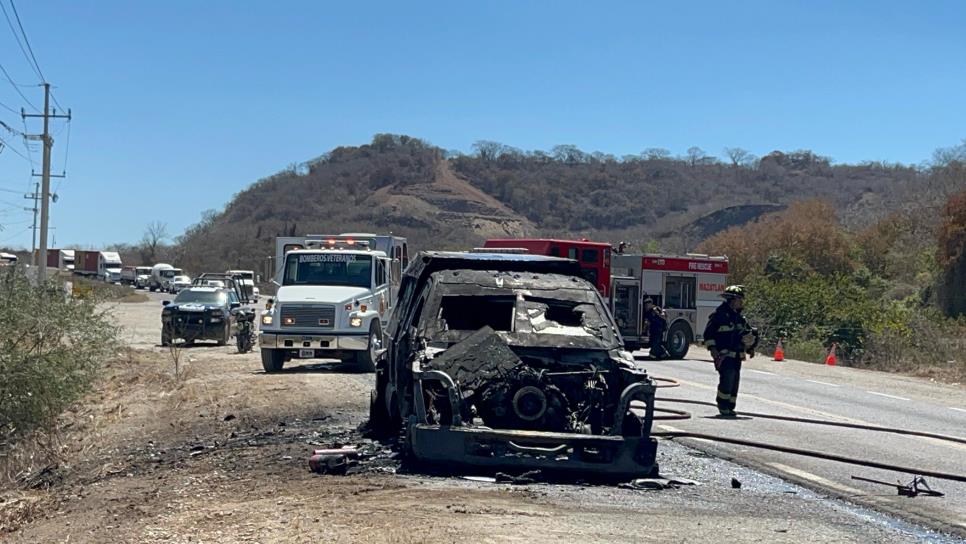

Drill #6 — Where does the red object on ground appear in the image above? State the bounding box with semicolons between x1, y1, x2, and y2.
773;339;785;362
825;343;838;366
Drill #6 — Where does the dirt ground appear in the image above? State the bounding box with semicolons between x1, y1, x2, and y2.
0;295;952;543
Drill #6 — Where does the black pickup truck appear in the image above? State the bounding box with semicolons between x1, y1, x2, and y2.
369;252;660;481
161;287;241;346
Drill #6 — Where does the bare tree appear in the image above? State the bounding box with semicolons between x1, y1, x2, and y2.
141;221;169;263
686;146;709;167
724;147;755;168
641;147;671;160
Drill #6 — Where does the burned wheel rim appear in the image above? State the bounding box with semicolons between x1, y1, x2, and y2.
512;385;548;422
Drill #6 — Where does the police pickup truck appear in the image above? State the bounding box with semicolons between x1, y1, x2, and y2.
258;235;406;373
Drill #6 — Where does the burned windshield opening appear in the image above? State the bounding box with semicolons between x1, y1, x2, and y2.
439;295;515;332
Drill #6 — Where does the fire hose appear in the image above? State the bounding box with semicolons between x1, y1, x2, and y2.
636;378;966;484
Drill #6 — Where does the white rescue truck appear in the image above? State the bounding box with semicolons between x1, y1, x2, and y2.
610;253;729;358
258;234;407;373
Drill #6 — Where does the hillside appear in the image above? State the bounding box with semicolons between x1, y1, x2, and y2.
174;134;958;275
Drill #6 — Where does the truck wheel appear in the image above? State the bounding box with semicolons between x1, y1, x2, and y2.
367;360;397;437
150;286;157;292
161;326;172;347
665;321;693;360
217;322;230;346
353;323;381;373
261;349;285;373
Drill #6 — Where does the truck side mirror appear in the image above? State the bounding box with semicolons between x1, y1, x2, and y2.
230;302;241;309
162;300;170;306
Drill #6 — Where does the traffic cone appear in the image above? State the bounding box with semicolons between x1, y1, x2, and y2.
773;339;785;362
825;343;837;366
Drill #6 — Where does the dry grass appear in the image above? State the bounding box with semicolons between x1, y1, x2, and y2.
0;492;52;534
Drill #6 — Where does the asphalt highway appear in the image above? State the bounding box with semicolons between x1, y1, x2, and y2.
636;347;966;537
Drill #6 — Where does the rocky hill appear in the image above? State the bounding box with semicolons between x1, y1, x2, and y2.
174;134;955;275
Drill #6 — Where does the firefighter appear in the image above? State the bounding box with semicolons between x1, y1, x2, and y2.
643;297;668;359
703;285;758;417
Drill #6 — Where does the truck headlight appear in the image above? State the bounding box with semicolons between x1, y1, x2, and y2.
350;317;363;328
262;315;273;325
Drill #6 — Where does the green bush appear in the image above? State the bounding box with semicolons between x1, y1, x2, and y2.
744;256;911;362
0;267;118;448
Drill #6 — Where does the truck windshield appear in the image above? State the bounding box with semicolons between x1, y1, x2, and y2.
174;290;226;305
283;253;372;288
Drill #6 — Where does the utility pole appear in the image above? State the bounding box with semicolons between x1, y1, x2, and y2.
23;181;38;265
23;83;70;282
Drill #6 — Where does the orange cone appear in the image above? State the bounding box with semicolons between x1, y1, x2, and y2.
773;339;785;362
825;343;837;366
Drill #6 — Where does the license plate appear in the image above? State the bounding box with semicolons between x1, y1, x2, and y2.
299;349;315;359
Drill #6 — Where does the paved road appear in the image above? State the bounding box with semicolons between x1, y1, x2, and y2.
634;347;966;537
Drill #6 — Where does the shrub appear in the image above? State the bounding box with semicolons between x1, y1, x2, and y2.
0;267;118;449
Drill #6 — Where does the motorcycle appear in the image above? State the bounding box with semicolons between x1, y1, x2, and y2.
234;308;257;353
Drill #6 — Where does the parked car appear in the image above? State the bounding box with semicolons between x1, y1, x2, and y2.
161;287;241;346
169;275;192;293
369;252;659;481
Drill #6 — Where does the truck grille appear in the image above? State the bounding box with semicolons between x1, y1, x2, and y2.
280;304;336;328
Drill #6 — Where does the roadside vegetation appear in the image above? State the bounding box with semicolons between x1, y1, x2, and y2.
0;266;118;483
698;173;966;381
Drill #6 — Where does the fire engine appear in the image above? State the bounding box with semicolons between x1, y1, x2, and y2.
482;239;729;359
482;238;612;295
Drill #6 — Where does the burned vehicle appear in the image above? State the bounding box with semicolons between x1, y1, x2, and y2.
369;252;659;480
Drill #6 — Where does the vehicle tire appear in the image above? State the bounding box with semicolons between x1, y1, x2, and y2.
261;348;285;373
161;326;172;347
150;285;157;292
217;322;230;346
624;341;641;353
353;323;381;373
665;320;693;360
367;360;397;438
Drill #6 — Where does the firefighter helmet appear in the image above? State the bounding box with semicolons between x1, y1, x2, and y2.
721;285;746;299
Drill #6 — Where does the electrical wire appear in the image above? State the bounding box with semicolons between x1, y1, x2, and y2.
0;61;38;111
6;1;44;83
0;225;30;242
0;132;31;162
53;119;70;194
0;99;18;115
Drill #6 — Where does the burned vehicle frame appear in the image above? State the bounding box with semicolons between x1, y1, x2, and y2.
370;252;659;481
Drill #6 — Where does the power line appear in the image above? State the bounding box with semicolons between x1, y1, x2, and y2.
53;119;70;194
6;1;44;83
0;99;19;115
0;61;38;111
0;225;30;242
0;133;31;162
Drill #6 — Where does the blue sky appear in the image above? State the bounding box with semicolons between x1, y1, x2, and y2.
1;1;964;249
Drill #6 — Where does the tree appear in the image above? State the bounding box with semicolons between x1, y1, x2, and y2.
724;147;755;168
686;146;709;167
641;147;670;160
937;189;966;317
472;140;506;161
141;221;169;263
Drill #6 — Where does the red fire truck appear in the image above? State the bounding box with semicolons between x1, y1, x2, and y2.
483;239;729;358
482;239;613;295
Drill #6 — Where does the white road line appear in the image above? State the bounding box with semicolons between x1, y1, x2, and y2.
805;379;840;387
767;462;865;496
748;369;776;376
950;407;966;414
865;391;910;402
668;376;966;452
656;424;712;443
